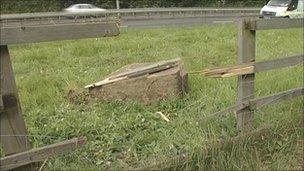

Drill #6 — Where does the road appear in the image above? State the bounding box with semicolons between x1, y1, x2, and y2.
121;16;257;29
1;8;260;29
0;14;259;29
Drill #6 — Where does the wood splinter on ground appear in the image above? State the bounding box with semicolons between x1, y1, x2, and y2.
156;112;170;122
85;58;188;104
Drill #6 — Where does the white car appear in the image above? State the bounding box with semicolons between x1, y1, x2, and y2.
260;0;304;18
64;4;106;13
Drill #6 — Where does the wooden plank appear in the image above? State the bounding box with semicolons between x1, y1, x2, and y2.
202;64;254;78
204;103;248;120
85;58;180;88
199;87;304;124
255;55;303;72
0;22;120;45
109;58;180;80
85;76;129;88
250;87;304;109
237;19;256;133
249;18;304;30
0;45;31;155
0;137;86;171
201;55;303;78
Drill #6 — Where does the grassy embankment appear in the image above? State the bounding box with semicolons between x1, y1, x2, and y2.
1;24;303;170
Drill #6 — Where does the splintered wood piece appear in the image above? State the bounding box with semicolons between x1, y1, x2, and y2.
85;76;128;89
85;58;181;88
202;64;254;78
202;63;253;75
199;55;303;78
221;66;254;78
156;112;170;122
0;137;87;171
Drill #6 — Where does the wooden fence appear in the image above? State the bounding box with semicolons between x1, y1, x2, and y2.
203;18;304;133
0;14;303;170
0;16;120;170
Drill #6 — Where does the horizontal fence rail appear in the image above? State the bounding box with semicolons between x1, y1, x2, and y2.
200;87;304;122
254;55;303;72
0;137;86;171
248;18;304;30
0;21;120;45
0;8;261;44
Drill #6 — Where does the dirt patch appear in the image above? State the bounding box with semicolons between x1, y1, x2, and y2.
86;58;188;104
67;88;90;105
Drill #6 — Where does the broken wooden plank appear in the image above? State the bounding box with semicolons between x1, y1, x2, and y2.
201;55;303;78
85;58;180;88
248;18;304;30
109;58;180;80
0;137;86;171
201;64;252;78
85;76;128;88
202;63;253;76
222;66;254;78
0;22;120;45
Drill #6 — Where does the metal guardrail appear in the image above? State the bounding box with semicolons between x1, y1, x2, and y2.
0;8;260;28
0;8;260;20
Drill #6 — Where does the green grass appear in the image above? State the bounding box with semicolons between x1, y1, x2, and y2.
2;24;303;170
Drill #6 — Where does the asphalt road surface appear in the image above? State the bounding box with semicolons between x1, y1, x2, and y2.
1;15;259;29
121;16;258;29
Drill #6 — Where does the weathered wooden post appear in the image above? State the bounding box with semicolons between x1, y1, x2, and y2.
237;19;256;132
0;45;32;155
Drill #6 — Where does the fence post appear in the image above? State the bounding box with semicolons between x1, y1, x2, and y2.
0;45;32;155
237;19;256;133
0;45;37;170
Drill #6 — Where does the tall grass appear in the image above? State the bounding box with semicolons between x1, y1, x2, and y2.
2;24;303;170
